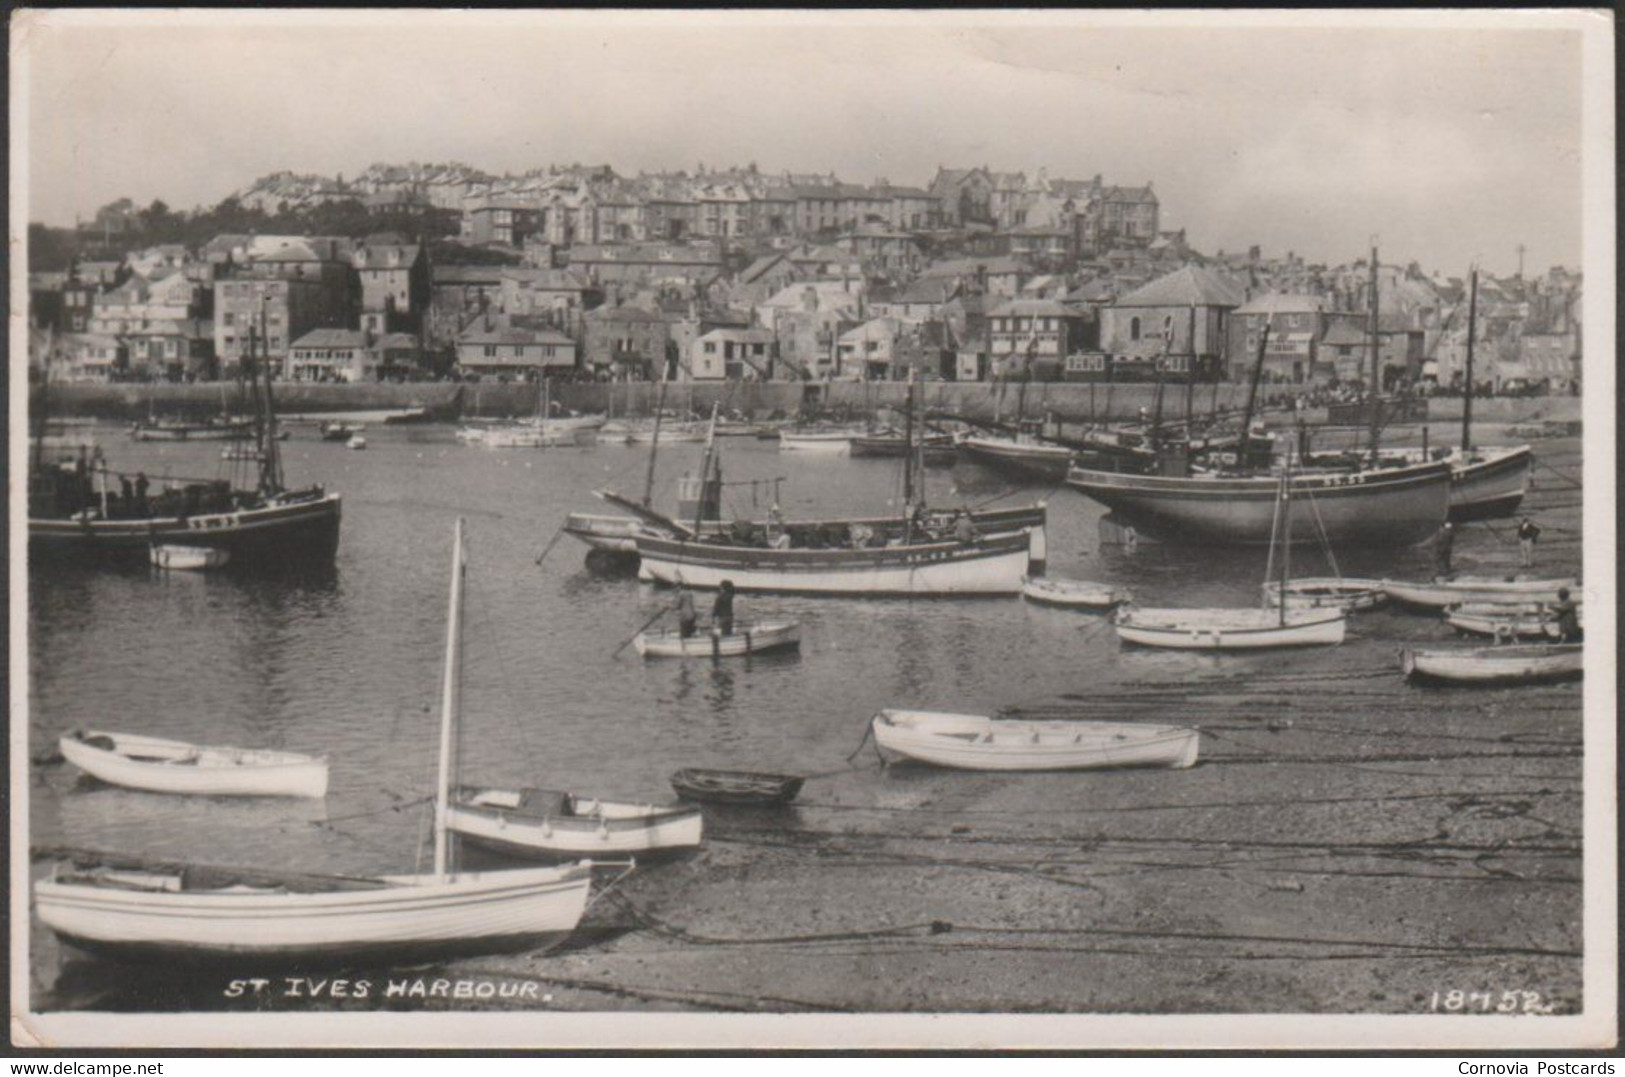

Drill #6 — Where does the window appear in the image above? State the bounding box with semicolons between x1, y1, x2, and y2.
484;345;497;358
704;342;717;354
1130;316;1141;341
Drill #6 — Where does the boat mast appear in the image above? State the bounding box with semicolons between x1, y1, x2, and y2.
1367;244;1380;464
1278;463;1291;627
257;303;284;496
642;379;668;507
1461;268;1478;453
902;371;916;541
1239;318;1271;468
433;517;468;880
694;402;720;535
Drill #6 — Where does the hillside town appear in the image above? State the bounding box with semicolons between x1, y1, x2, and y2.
28;160;1583;396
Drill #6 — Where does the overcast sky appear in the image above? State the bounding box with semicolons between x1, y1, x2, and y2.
16;11;1593;276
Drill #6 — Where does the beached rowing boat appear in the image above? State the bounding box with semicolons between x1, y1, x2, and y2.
1381;576;1578;610
1401;643;1582;685
871;709;1200;771
447;787;703;859
669;768;805;806
1021;575;1128;610
59;730;328;798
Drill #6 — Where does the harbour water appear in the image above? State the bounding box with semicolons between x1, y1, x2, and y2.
26;424;1584;1013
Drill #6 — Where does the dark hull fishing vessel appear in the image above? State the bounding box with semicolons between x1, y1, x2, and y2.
29;317;342;566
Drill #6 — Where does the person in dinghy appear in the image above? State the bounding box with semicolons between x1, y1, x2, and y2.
712;580;737;636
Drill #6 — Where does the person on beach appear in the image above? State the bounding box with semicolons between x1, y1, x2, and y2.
1433;521;1454;579
675;585;697;639
712;580;736;637
1552;588;1581;643
1517;516;1542;568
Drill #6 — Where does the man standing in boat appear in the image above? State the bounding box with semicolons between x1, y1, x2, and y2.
1552;588;1581;643
1433;521;1454;579
675;585;698;639
1517;516;1542;568
954;508;978;546
712;580;736;636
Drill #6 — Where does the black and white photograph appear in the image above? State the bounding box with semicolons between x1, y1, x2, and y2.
9;8;1615;1051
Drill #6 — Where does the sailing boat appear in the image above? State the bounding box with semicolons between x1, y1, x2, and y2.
29;311;343;566
32;520;599;965
1114;465;1348;649
633;372;1043;595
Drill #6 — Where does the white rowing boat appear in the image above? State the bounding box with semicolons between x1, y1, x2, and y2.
1444;608;1582;641
1381;576;1578;610
34;520;600;966
1401;643;1583;685
634;621;801;658
778;430;857;454
1115;606;1347;650
448;787;703;859
1021;575;1128;610
871;709;1199;771
150;545;231;571
1262;577;1387;612
59;730;328;798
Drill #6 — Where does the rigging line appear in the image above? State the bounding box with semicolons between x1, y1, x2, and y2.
1302;485;1342;579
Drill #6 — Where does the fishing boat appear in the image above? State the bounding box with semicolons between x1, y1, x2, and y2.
871;710;1200;771
634;621;801;658
130;417;254;442
778;429;857;454
1315;445;1534;523
1113;466;1348;649
29;317;342;566
447;788;703;860
33;521;601;966
960;422;1075;483
149;544;231;571
1262;577;1387;612
1021;575;1129;610
561;512;651;553
58;730;328;799
1401;643;1583;685
669;768;805;806
850;431;957;466
1381;576;1578;610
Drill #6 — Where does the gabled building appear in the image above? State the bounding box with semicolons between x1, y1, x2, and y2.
688;327;777;381
929;166;996;226
123;318;215;382
456;326;577;379
835;317;905;381
287;328;374;382
352;243;429;334
987;299;1093;380
582;305;670;381
1100;265;1244;381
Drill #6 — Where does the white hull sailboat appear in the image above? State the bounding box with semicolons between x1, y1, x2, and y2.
34;520;601;966
448;789;703;859
871;710;1199;771
59;730;328;799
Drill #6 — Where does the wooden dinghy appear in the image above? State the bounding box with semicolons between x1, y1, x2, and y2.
778;430;857;454
871;709;1199;771
1262;577;1387;612
669;768;805;806
634;621;801;659
447;787;703;859
1021;575;1128;610
149;545;231;571
1444;607;1581;641
1114;606;1347;650
1402;643;1582;685
1381;576;1578;610
33;520;601;967
59;730;328;798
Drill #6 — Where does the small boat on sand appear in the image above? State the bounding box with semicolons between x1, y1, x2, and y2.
669;768;805;806
1401;643;1582;685
871;709;1199;771
58;730;328;798
1115;606;1347;649
1263;577;1387;612
1021;575;1128;610
1382;576;1578;610
150;545;231;571
634;621;800;659
1444;606;1582;641
447;787;703;859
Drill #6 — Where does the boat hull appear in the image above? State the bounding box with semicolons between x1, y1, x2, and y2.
1402;644;1582;685
872;710;1200;771
59;732;328;798
635;622;800;658
1115;607;1347;649
669;769;805;805
961;437;1074;483
130;425;253;442
34;864;592;966
1065;461;1450;547
1382;576;1578;610
634;529;1036;596
779;433;854;454
1021;576;1126;610
562;512;647;553
1262;577;1387;612
447;794;702;859
30;492;342;565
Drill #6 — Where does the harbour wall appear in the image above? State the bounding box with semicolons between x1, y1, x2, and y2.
34;380;1583;426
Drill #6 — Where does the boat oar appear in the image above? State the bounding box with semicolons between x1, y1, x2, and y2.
611;605;673;659
534;525;568;566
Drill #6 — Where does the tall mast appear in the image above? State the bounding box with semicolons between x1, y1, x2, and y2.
1277;465;1291;627
642;379;668;506
1461;268;1478;453
433;517;467;880
1367;244;1380;463
257;303;284;495
902;371;916;539
1239;318;1271;468
694;401;720;535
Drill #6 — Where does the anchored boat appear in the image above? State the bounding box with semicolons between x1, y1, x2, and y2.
1401;643;1582;685
1021;575;1128;610
634;621;801;658
669;768;805;806
1381;576;1578;610
58;730;328;799
871;709;1200;771
1262;577;1387;612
